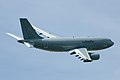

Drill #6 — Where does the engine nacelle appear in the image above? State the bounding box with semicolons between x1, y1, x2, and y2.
89;53;100;60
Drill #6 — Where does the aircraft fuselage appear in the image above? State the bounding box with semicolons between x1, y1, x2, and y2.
7;18;114;62
30;37;114;52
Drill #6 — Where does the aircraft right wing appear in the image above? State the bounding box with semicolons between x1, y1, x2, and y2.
69;48;92;62
32;25;61;38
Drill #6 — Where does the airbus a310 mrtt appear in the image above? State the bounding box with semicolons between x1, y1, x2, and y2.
7;18;114;62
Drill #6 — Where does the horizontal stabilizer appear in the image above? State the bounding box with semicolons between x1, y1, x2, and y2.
6;33;22;40
24;42;33;48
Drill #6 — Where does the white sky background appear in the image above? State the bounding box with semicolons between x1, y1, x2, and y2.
0;0;120;80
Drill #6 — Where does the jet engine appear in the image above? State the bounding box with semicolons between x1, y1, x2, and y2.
83;53;100;62
89;53;100;60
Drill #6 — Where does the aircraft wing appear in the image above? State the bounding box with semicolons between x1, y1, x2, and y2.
69;48;92;62
32;25;61;38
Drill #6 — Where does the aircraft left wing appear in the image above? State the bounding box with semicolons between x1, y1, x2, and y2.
69;48;92;62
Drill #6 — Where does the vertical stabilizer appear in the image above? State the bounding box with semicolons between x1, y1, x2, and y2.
20;18;43;39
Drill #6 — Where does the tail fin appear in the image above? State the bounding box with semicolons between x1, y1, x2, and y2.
20;18;43;39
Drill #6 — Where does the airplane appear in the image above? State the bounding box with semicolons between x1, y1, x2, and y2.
6;18;114;62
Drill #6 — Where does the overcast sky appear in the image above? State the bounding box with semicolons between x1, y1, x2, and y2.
0;0;120;80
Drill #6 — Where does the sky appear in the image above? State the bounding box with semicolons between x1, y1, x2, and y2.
0;0;120;80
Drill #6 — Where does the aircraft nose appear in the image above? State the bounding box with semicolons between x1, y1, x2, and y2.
108;40;114;47
110;41;114;46
105;39;114;48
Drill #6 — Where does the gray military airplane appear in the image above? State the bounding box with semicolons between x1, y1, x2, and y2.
7;18;114;62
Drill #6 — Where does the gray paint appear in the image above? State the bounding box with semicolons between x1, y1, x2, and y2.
1;0;119;79
19;19;114;52
33;37;114;52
